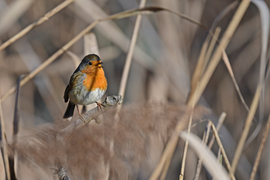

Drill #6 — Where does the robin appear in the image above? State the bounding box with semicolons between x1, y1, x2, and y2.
63;54;107;121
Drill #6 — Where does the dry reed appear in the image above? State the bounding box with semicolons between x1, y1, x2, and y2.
0;0;268;179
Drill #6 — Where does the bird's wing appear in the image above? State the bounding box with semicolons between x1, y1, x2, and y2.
63;72;84;103
63;83;71;103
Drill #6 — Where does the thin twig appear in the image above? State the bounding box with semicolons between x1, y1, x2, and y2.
190;1;237;94
10;76;24;180
56;95;122;142
218;148;222;164
250;114;270;180
179;83;198;180
179;132;230;180
0;94;10;180
231;83;262;175
105;7;207;30
159;150;173;180
114;0;146;120
193;122;211;180
179;113;193;180
0;0;75;51
107;0;147;173
12;76;25;141
189;1;238;102
202;27;221;74
208;120;236;180
213;148;223;180
244;0;269;150
222;50;251;121
188;28;221;103
224;44;261;147
208;112;227;149
188;35;209;101
209;1;239;32
187;0;250;107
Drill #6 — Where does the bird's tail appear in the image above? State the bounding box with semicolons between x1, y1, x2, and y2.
63;102;75;121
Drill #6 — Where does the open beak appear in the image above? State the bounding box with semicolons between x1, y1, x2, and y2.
96;61;103;68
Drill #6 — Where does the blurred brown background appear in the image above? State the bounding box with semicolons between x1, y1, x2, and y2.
1;0;270;179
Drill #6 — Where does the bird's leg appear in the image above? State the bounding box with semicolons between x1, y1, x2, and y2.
76;105;87;123
95;101;105;111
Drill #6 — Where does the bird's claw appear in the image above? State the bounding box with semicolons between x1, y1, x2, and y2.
96;101;105;111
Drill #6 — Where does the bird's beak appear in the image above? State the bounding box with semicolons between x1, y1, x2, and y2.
96;61;103;68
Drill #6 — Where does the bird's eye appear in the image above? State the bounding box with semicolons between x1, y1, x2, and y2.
89;61;92;65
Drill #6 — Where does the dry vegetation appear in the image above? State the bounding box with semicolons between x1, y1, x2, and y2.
0;0;270;180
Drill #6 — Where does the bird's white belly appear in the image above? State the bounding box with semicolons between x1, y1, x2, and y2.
69;86;106;105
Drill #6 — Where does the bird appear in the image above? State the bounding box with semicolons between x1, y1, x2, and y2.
63;54;107;121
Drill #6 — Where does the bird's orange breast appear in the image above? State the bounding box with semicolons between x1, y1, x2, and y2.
81;68;107;91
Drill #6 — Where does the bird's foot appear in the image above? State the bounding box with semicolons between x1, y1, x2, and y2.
96;101;105;111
